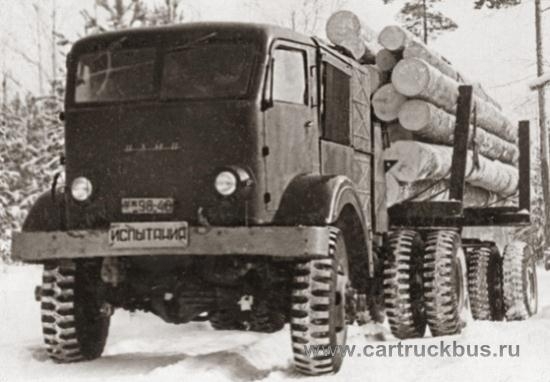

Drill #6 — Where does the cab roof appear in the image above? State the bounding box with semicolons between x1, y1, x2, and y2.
70;22;315;56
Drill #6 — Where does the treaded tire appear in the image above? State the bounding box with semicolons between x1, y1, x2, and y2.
41;260;110;362
291;228;348;376
467;245;504;321
423;230;464;337
503;241;538;320
383;230;426;339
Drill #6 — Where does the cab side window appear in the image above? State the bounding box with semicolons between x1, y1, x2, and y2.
272;48;307;104
323;63;350;145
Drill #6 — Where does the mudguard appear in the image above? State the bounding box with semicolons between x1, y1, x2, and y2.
274;174;366;226
22;190;66;232
274;173;374;279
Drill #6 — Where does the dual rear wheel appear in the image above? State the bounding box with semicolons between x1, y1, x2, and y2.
468;241;537;322
383;229;466;339
384;230;539;340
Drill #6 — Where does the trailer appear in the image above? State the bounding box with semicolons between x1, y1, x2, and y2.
384;85;537;339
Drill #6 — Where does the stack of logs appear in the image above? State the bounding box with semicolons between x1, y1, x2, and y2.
326;11;519;208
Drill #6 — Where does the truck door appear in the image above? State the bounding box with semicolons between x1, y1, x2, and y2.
262;42;318;212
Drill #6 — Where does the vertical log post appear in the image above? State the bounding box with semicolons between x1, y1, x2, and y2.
518;121;531;211
449;85;473;203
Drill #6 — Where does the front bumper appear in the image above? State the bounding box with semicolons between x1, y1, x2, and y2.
11;226;331;262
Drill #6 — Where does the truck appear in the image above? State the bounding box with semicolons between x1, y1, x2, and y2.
11;22;538;376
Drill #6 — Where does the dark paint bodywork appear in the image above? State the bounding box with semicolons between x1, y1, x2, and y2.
63;23;335;229
20;22;388;263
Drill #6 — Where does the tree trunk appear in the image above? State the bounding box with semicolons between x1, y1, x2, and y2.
392;58;517;142
535;0;550;251
326;10;380;62
385;141;518;195
386;174;516;208
372;84;407;122
398;100;519;164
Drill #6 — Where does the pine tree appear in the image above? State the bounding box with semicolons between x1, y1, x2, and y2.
382;0;457;43
81;0;184;34
473;0;521;9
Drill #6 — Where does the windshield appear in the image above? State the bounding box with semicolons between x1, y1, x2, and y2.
73;42;256;104
161;43;254;100
75;48;156;103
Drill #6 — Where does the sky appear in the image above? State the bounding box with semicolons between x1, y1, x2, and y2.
0;0;546;120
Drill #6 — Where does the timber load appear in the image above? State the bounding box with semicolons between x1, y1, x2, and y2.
325;13;520;208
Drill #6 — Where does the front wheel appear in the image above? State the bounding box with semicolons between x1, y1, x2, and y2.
291;228;348;376
40;259;111;362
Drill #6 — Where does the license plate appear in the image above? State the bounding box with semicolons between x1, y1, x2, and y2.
109;221;188;249
121;198;174;214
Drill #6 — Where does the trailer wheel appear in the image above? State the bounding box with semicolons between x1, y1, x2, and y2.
383;230;426;339
40;260;110;362
467;245;504;321
423;230;465;336
503;241;538;320
291;228;348;376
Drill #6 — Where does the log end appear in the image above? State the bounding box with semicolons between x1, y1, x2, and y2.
326;10;361;45
378;25;408;52
364;65;386;94
372;84;407;122
391;57;430;97
398;99;432;132
375;49;398;72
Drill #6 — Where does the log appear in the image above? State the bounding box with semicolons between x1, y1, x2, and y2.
364;65;388;94
378;25;415;52
326;10;380;63
391;58;517;142
380;25;501;110
384;140;519;195
398;100;519;164
386;174;516;208
403;40;502;110
376;49;400;72
372;84;407;122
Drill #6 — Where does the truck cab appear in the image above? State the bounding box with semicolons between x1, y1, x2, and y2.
12;22;386;375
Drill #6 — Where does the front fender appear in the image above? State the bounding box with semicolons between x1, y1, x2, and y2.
22;190;66;232
274;174;367;227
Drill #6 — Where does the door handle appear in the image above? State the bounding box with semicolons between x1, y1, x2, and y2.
304;120;313;128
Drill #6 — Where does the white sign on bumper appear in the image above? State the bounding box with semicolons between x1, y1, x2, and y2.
109;221;188;249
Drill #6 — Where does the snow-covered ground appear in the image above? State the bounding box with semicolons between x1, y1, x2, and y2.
2;264;550;382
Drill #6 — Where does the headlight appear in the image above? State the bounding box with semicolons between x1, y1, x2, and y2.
214;171;238;196
71;176;93;201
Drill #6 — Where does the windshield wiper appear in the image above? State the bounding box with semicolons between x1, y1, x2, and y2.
168;32;218;52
